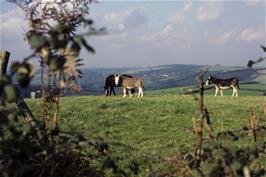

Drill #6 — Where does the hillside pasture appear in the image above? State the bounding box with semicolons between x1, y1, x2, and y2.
27;93;266;175
148;83;266;96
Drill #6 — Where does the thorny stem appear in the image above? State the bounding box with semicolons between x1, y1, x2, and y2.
195;70;206;160
41;60;46;129
249;109;257;144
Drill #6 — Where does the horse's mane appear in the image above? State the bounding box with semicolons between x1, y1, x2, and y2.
121;74;133;78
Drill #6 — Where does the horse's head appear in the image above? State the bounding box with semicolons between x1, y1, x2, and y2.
205;76;213;85
114;74;120;86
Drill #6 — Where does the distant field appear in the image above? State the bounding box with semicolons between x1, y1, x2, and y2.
27;93;266;176
30;65;265;95
148;83;266;96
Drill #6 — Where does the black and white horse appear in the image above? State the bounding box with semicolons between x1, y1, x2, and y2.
205;76;239;97
104;74;134;96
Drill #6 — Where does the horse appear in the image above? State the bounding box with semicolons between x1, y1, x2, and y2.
104;74;134;96
114;74;144;98
205;76;239;97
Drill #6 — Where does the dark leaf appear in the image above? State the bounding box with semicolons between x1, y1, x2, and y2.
81;38;95;54
48;56;66;71
247;60;255;68
17;74;30;87
75;63;84;67
76;70;83;78
48;35;59;48
76;58;83;63
71;42;81;56
260;45;266;52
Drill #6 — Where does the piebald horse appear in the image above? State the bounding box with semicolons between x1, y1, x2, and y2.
104;74;134;96
205;76;239;97
114;74;144;98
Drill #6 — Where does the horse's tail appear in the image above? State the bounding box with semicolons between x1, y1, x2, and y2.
141;78;145;89
236;78;240;89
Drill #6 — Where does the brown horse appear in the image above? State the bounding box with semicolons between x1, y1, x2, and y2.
104;74;135;96
114;74;144;98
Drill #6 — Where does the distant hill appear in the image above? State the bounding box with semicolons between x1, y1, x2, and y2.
24;64;265;97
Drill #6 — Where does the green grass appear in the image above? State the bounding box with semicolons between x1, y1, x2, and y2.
26;93;266;175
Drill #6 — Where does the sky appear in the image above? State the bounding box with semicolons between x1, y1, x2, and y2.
0;0;265;68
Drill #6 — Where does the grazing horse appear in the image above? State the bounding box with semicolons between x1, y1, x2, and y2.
104;74;134;96
205;76;239;97
114;74;144;98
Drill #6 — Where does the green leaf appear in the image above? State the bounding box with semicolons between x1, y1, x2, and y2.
4;85;18;103
52;24;72;33
0;75;11;85
28;33;47;49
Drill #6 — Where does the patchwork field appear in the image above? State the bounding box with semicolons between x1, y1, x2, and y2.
26;92;266;176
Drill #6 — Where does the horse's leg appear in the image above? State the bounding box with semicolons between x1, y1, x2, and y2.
220;89;223;96
233;87;238;97
129;90;133;98
215;87;218;97
232;88;235;97
128;88;133;97
123;87;127;97
126;88;132;96
232;86;237;97
105;88;109;96
108;87;112;96
112;87;116;96
139;87;143;98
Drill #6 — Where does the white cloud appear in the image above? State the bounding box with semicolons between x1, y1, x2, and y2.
239;26;264;42
213;31;235;44
101;6;147;32
168;13;184;25
245;0;264;7
196;2;223;22
0;7;26;36
183;2;193;12
0;7;31;62
161;24;174;35
118;23;125;30
103;12;125;25
123;8;147;29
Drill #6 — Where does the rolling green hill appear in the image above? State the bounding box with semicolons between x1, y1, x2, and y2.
26;94;266;176
148;83;266;96
27;64;265;96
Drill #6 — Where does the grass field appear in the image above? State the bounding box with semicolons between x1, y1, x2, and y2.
26;90;266;176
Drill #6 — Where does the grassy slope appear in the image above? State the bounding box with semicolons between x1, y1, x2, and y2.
27;95;265;154
148;83;266;96
25;83;266;175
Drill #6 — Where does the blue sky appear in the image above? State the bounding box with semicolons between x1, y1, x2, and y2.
0;0;265;68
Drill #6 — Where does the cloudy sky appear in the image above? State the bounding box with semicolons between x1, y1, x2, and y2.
0;0;265;68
